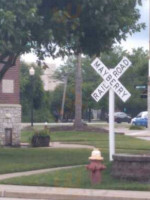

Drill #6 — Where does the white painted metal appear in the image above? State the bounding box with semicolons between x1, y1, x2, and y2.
91;57;132;102
91;57;131;161
91;57;131;102
148;60;150;129
148;0;150;130
149;60;150;77
91;81;109;102
109;88;115;161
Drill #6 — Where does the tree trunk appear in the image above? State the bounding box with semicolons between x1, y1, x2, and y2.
74;53;83;129
88;107;91;122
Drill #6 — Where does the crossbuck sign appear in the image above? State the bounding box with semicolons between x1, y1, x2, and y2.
91;57;132;161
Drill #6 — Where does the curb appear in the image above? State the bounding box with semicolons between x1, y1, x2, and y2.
0;185;150;200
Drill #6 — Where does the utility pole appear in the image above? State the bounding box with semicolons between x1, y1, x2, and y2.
60;75;68;122
148;0;150;129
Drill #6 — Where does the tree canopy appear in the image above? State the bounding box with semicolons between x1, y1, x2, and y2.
54;47;148;119
40;0;145;56
0;0;41;79
0;0;145;79
20;61;53;122
0;0;146;126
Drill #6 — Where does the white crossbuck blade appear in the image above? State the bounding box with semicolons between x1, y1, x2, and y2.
91;57;132;102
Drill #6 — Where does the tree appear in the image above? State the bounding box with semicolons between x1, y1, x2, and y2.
117;48;148;116
20;61;53;122
0;0;74;79
99;47;148;117
55;47;148;120
0;0;42;80
42;0;145;128
55;56;110;121
0;0;145;128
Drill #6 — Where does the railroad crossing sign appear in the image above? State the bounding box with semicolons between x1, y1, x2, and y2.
91;57;132;102
91;57;132;161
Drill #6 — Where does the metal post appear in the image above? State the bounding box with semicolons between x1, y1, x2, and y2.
29;67;35;127
148;0;150;129
31;75;34;127
109;88;115;161
148;61;150;129
60;75;68;122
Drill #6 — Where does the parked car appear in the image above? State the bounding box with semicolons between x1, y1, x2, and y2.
131;111;148;127
106;112;131;123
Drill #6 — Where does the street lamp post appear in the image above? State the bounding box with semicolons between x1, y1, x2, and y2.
29;67;35;127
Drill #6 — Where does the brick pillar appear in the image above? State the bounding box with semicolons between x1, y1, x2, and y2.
0;59;21;146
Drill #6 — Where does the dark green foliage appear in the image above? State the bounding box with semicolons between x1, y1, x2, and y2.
129;125;145;130
0;0;145;79
0;0;42;79
116;48;148;116
54;47;148;119
20;61;54;122
39;0;144;56
20;62;44;110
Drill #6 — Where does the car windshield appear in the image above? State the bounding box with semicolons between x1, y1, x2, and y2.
114;112;127;117
136;111;148;118
142;113;148;118
136;113;142;118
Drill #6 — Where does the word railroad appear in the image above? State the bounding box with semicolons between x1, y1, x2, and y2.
91;57;132;102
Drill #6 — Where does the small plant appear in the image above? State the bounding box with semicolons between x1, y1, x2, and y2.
31;129;50;147
129;125;145;130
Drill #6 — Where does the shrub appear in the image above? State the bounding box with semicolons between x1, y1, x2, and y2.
129;125;145;130
31;129;50;147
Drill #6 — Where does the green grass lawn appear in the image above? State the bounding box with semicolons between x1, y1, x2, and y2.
1;129;150;190
2;165;150;191
0;148;90;174
22;130;150;153
52;131;150;156
21;130;33;143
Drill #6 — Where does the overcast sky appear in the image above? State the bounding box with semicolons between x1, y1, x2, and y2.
120;0;149;51
21;0;149;66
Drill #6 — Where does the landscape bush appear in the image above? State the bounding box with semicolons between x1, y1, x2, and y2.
129;125;145;130
31;129;50;147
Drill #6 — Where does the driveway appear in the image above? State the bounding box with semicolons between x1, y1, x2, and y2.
98;122;150;141
114;125;150;141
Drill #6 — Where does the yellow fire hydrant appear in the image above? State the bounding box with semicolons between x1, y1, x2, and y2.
86;148;106;184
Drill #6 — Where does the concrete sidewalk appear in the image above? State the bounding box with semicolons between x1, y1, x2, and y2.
0;165;84;181
113;127;150;139
124;129;150;137
20;141;94;149
0;164;150;200
0;184;150;200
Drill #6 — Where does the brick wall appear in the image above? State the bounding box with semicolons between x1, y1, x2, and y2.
0;59;20;104
111;154;150;182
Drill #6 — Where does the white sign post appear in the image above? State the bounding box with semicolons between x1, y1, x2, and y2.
91;57;132;161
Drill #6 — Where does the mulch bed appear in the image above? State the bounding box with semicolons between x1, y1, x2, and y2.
22;125;124;134
50;125;107;133
50;125;124;134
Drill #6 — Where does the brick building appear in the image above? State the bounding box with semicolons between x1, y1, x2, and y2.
0;59;21;146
